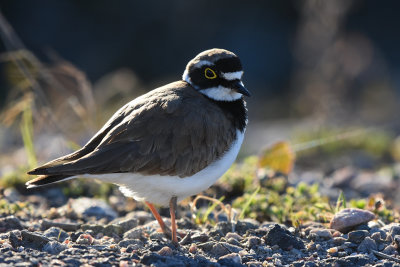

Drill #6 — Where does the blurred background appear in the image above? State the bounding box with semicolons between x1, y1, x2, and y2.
1;0;400;207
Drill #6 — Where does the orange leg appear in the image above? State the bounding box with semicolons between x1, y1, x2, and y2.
169;196;178;245
145;201;171;236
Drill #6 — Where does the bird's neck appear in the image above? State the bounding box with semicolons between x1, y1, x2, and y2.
205;97;248;132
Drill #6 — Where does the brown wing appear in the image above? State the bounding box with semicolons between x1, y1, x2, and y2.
28;81;237;178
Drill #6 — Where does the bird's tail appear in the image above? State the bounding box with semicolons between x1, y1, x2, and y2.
25;174;74;188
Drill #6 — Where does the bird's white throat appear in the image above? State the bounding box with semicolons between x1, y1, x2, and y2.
199;86;242;101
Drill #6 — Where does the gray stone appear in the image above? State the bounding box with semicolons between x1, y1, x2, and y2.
235;219;259;234
211;243;231;257
348;230;369;243
71;197;117;220
43;227;69;242
357;237;377;253
387;224;400;241
81;224;104;235
263;224;304;250
197;241;215;252
309;229;332;240
218;253;242;266
103;224;123;237
330;208;375;233
382;244;397;255
191;233;209;243
0;216;23;231
3;188;21;203
42;241;67;255
246;236;262;248
118;239;144;248
123;228;143;239
41;219;80;232
21;230;50;250
114;218;138;233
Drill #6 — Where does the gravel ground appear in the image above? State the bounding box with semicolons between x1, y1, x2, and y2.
1;187;400;267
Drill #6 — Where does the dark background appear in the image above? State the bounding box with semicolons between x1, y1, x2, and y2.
1;0;399;118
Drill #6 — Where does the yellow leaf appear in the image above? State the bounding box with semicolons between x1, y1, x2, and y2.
258;141;295;175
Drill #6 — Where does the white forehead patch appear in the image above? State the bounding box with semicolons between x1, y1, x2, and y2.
182;69;191;84
200;86;242;101
193;60;213;68
221;71;243;81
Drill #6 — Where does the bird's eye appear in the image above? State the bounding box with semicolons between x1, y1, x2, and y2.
204;68;217;79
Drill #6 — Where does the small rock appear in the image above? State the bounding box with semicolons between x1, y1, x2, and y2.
191;233;209;243
189;244;197;254
227;237;241;246
3;188;21;203
263;224;304;250
357;237;377;253
118;239;144;248
330;208;375;233
211;243;231;257
246;236;261;248
21;230;50;250
81;224;104;235
218;253;242;266
213;222;233;236
104;224;123;237
126;211;153;225
382;244;397;255
225;232;243;241
235;219;259;234
370;232;382;242
197;241;215;252
348;230;369;243
332;237;346;245
42;241;67;254
41;219;80;232
71;197;117;220
157;246;173;256
123;228;143;240
115;218;138;233
149;232;166;241
0;216;23;232
76;234;94;245
386;224;400;241
43;227;69;242
309;229;332;240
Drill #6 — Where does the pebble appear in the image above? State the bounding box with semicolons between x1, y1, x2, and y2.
70;197;117;220
42;241;67;254
309;229;332;240
263;224;304;250
357;237;377;253
191;233;209;243
76;234;94;245
218;252;242;266
118;239;144;248
246;236;262;248
0;216;23;231
157;246;173;256
330;208;375;233
43;227;69;242
21;230;50;250
225;232;243;241
123;228;143;240
347;230;369;243
211;243;231;257
41;219;80;232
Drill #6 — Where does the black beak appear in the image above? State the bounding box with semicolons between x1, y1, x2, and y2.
233;81;251;97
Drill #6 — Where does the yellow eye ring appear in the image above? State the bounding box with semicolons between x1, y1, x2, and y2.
204;68;217;79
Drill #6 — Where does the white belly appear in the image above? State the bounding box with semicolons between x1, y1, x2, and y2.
81;130;245;206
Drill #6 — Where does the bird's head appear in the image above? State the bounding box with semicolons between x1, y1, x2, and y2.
183;48;250;101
